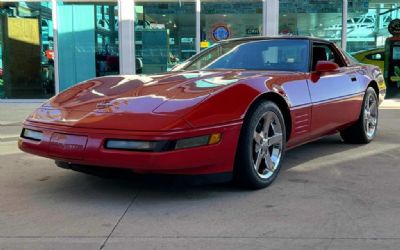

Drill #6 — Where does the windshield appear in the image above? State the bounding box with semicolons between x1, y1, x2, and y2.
178;39;310;72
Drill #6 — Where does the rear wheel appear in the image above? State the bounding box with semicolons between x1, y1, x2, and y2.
340;87;378;144
234;101;286;189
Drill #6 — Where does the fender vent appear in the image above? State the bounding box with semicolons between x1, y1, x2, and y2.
293;112;311;135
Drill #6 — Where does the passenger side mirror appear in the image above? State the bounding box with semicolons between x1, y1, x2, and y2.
315;61;339;73
311;61;340;82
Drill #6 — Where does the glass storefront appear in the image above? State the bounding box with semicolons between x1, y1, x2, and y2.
201;0;263;49
134;1;196;74
0;1;54;99
279;0;343;46
346;1;400;52
95;4;119;76
57;1;118;91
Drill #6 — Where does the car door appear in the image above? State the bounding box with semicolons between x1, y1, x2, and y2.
307;42;364;138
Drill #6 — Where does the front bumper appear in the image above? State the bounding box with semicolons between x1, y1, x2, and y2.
18;121;242;175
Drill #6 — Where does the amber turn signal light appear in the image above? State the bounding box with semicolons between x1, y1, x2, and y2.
208;133;222;145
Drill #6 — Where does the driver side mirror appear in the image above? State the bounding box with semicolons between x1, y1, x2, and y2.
315;61;339;73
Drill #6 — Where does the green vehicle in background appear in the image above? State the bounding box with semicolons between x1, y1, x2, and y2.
351;37;400;98
352;48;385;73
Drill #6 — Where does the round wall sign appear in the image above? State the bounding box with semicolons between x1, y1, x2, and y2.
388;19;400;37
212;24;231;41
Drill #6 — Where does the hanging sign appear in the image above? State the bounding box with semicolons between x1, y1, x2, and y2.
388;19;400;37
211;24;231;42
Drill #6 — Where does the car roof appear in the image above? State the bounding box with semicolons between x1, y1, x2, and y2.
220;36;333;44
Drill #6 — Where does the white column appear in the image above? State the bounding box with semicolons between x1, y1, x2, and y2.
262;0;267;36
341;0;348;50
196;0;201;54
51;0;60;94
263;0;279;36
118;0;136;74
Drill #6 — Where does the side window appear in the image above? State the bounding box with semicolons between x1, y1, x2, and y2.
365;52;384;61
262;47;278;64
312;43;345;70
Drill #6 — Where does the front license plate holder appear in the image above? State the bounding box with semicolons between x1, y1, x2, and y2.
48;133;88;160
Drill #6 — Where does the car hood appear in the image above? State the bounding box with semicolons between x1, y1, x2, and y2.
28;70;254;131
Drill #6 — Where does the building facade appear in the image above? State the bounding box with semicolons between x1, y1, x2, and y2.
0;0;399;100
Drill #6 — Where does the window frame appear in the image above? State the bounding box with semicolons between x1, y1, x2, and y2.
311;41;348;71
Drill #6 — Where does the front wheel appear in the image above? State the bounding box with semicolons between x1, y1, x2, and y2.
234;101;286;189
340;87;379;144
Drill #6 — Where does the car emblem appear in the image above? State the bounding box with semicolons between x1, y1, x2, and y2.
96;102;113;109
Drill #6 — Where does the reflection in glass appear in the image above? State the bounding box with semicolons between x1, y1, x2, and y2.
95;4;119;76
201;1;263;49
279;0;343;47
346;2;400;52
135;1;196;74
57;1;118;91
0;1;54;99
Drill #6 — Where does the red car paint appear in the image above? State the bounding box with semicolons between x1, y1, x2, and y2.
18;37;386;176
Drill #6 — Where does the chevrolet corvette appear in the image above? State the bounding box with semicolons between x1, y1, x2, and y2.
19;37;386;189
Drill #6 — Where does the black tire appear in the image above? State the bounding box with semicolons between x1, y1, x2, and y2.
340;87;379;144
234;101;286;189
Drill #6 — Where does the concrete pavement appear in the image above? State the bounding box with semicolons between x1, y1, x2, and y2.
0;105;400;249
0;102;43;142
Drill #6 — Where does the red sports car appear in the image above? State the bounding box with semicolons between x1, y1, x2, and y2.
19;37;386;189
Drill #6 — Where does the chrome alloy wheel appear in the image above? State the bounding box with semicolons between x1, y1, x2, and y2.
364;93;378;139
253;111;284;179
